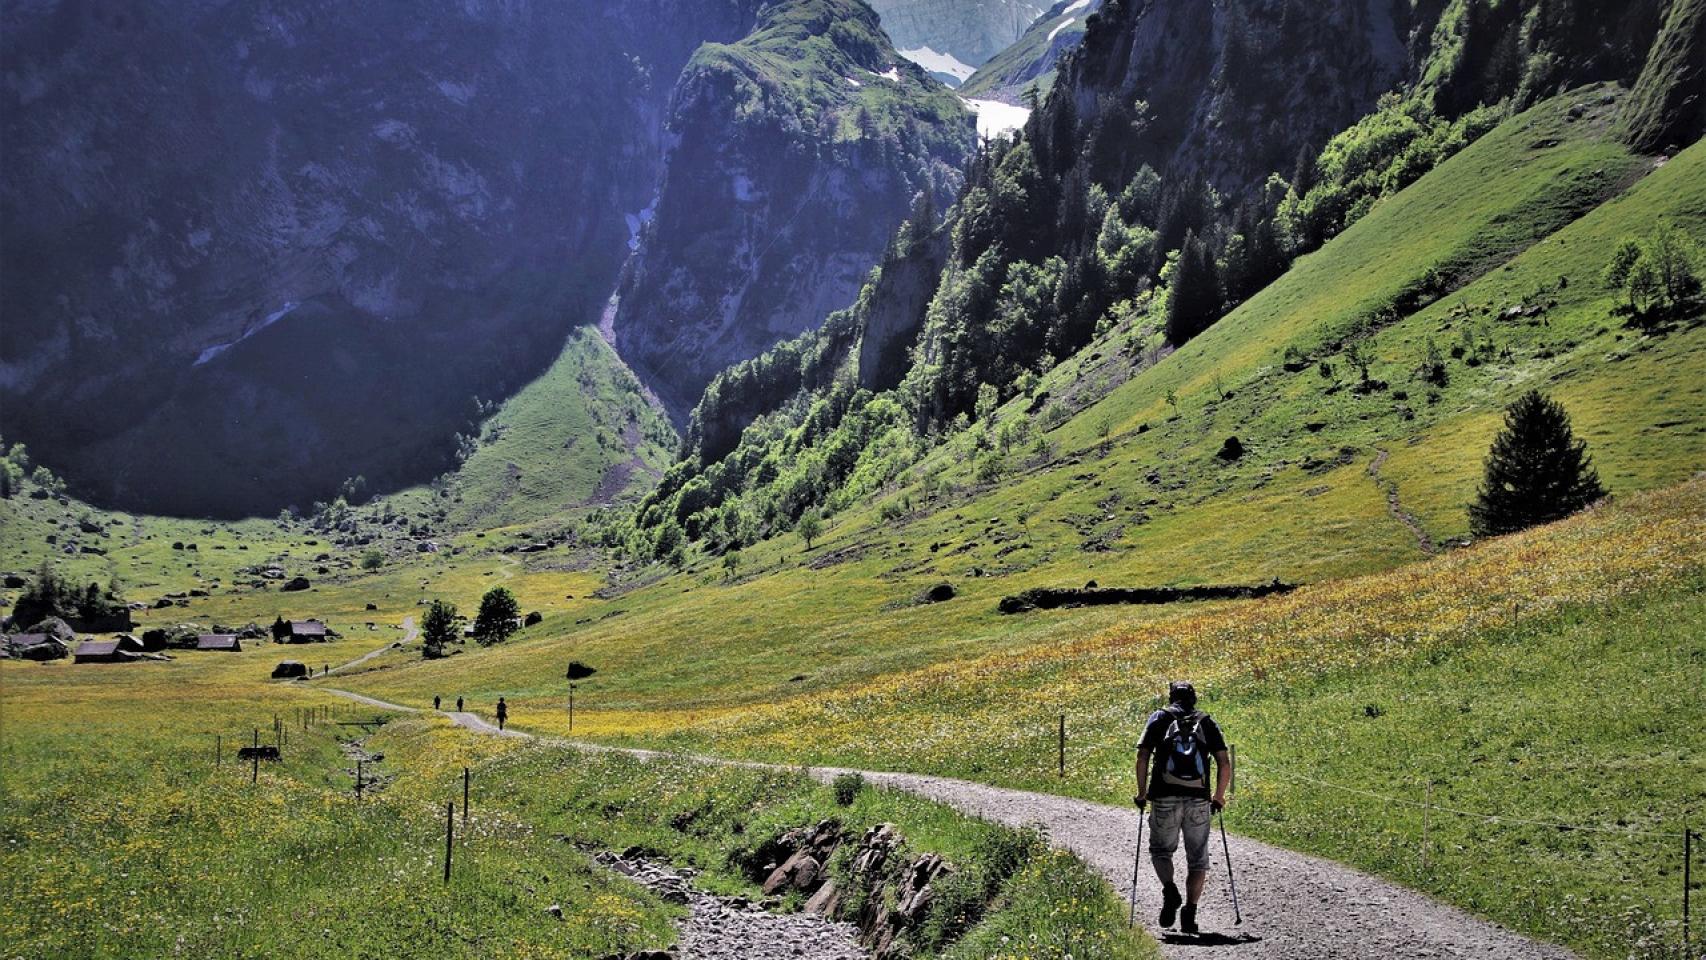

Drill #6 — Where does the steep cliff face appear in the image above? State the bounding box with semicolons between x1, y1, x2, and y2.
869;0;1047;72
613;0;977;419
1064;0;1407;195
0;0;758;517
959;0;1103;103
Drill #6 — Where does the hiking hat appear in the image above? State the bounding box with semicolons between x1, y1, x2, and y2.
1168;680;1198;708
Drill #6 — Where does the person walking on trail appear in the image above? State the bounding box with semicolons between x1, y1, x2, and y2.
433;695;441;711
1135;681;1232;935
456;696;464;712
495;697;509;731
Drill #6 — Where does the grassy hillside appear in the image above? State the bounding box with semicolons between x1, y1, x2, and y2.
387;327;675;531
329;91;1704;725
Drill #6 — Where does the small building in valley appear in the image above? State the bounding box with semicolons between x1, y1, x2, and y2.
282;620;329;643
196;634;242;652
73;638;143;664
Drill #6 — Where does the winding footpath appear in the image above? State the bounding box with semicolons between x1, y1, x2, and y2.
316;686;1573;960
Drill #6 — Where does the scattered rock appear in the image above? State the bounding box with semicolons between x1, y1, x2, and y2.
280;577;311;592
914;583;955;605
1216;436;1245;460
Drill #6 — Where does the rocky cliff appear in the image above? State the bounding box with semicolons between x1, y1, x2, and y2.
869;0;1047;70
0;0;760;517
613;0;977;419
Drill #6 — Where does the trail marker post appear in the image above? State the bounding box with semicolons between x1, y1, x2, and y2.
568;683;576;734
215;735;221;768
356;759;364;799
463;767;470;825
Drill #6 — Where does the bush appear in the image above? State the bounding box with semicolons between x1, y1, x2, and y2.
831;772;864;807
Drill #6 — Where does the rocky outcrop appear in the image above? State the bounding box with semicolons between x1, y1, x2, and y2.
742;820;957;959
997;580;1296;613
615;0;975;420
869;0;1046;68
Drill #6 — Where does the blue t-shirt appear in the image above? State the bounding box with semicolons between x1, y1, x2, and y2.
1139;707;1227;800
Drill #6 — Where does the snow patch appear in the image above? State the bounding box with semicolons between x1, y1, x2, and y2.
1048;17;1077;42
877;67;901;82
897;46;977;83
845;76;862;88
435;79;476;105
1061;0;1093;14
194;301;298;366
962;98;1030;139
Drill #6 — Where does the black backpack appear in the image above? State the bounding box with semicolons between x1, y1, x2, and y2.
1157;707;1210;790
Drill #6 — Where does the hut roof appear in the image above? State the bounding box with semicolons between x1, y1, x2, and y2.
287;620;327;635
196;634;241;651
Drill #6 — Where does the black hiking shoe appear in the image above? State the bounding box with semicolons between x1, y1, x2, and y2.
1158;885;1182;927
1180;904;1199;935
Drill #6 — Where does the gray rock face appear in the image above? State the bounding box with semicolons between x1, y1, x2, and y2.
869;0;1047;67
613;0;975;420
0;0;760;517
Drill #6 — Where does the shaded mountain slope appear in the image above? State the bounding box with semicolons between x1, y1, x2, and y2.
0;0;761;517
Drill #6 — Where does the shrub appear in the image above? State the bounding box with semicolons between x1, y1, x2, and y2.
831;772;864;807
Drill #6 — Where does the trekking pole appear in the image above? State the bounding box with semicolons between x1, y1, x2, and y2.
1130;805;1145;926
1217;809;1243;925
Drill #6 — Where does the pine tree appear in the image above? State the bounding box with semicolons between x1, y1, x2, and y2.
1469;390;1605;538
1165;232;1222;345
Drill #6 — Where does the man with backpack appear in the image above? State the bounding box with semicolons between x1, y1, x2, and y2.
1134;681;1232;935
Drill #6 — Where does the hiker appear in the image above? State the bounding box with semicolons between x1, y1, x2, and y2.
1134;681;1232;935
495;697;508;731
433;695;441;711
456;696;464;712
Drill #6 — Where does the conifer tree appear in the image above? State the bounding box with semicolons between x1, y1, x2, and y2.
1469;390;1605;537
421;599;458;659
473;587;521;646
1165;232;1222;345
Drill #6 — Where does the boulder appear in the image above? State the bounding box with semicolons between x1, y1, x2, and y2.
271;661;309;680
22;617;76;645
280;577;311;592
761;851;822;895
916;583;955;605
3;573;26;588
1216;435;1245;460
524;610;543;626
7;633;69;661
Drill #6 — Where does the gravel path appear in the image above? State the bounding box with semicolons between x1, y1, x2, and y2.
323;616;418;676
599;851;869;960
317;689;1577;960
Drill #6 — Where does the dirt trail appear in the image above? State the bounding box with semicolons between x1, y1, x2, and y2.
1369;448;1438;555
323;616;417;676
317;688;1576;960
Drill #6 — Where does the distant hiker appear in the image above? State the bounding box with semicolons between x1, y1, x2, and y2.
433;695;441;711
495;697;508;731
1135;681;1232;935
456;696;464;712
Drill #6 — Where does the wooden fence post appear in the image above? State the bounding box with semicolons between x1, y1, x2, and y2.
1685;824;1694;958
215;734;221;768
463;767;470;825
